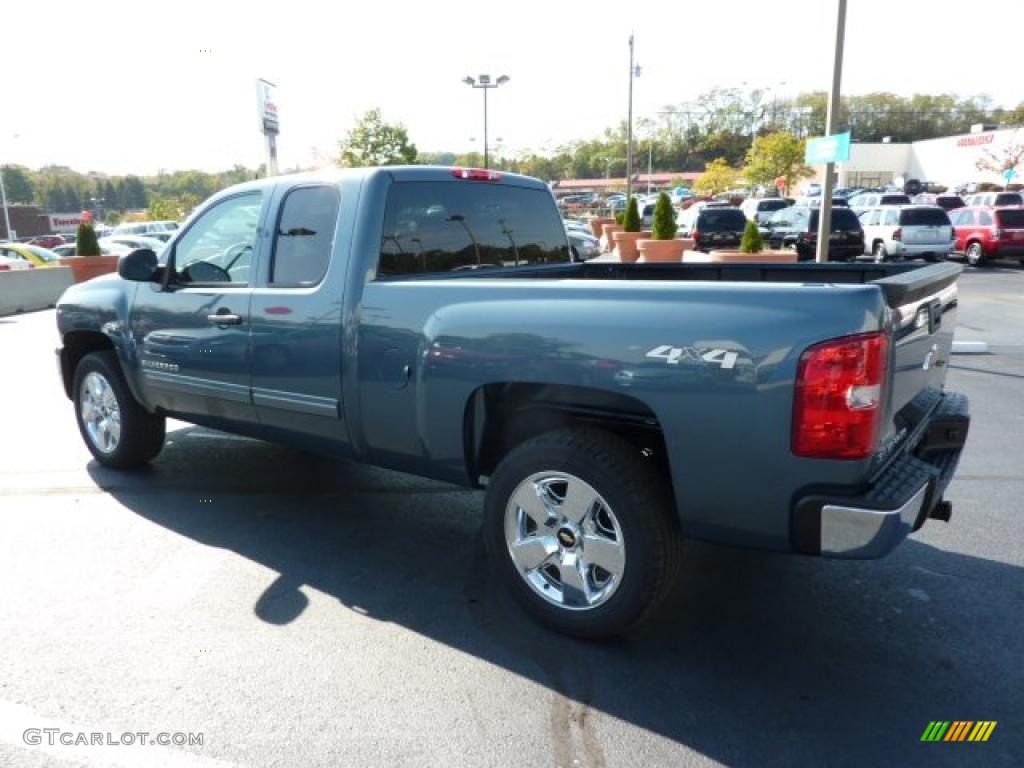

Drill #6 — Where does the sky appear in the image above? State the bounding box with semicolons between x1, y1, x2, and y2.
3;0;1022;176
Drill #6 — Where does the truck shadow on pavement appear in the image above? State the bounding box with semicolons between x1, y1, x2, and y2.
89;427;1022;768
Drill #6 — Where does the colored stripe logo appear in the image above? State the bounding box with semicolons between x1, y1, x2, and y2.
921;721;997;742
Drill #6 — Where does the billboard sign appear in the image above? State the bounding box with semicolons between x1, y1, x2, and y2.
805;131;851;165
256;78;280;135
49;213;86;233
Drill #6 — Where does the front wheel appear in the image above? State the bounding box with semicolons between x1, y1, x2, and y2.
73;351;166;469
483;428;681;638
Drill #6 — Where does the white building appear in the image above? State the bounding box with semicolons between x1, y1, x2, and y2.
812;126;1023;190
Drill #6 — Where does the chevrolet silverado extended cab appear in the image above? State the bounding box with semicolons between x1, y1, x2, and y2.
56;167;970;637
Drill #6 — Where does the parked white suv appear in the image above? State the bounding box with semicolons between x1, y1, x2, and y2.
859;205;954;262
740;197;791;223
963;191;1023;208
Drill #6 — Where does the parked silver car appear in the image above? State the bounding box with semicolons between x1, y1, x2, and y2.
859;205;954;262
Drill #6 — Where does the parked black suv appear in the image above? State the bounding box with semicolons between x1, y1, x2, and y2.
761;206;865;262
679;207;748;252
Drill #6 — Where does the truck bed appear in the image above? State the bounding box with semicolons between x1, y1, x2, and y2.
412;261;962;309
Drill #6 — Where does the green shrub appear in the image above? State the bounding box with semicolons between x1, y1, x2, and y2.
623;196;641;232
740;220;764;253
614;211;625;226
76;221;101;257
651;192;677;240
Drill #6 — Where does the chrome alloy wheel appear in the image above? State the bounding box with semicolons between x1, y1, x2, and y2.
80;372;121;454
504;472;626;610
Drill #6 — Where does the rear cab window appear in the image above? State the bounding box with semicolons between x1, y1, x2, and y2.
808;208;861;231
378;182;569;277
899;208;950;226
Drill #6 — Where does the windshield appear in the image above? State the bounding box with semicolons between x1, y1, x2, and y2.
994;193;1023;206
996;209;1024;227
808;208;861;231
900;208;951;226
698;209;746;231
24;245;61;262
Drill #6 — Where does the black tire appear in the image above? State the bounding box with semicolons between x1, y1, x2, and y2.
872;241;887;262
73;350;166;469
483;427;681;638
965;242;986;267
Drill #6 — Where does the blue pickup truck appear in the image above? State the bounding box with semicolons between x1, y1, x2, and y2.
56;167;970;637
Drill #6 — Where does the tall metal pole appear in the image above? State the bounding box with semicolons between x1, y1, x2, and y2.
647;140;652;195
814;0;847;264
483;87;489;170
626;34;634;203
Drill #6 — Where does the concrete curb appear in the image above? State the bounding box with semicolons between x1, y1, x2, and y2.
951;341;989;355
0;267;73;316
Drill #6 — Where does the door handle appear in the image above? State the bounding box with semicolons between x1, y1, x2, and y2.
207;311;243;326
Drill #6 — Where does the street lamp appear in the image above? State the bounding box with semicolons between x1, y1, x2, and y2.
462;74;510;170
626;36;642;202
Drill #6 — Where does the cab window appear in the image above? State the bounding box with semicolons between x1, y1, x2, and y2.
172;193;263;285
270;186;339;286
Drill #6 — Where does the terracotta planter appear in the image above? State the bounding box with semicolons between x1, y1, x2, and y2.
600;223;624;252
637;238;688;262
589;217;615;238
694;249;798;264
58;255;120;283
612;230;651;263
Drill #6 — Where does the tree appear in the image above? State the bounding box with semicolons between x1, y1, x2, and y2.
743;132;813;194
694;158;738;195
338;108;418;167
1;165;35;203
651;192;677;239
76;221;101;256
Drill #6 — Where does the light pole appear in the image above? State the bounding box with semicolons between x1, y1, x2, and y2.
626;35;641;202
462;74;510;170
815;0;847;264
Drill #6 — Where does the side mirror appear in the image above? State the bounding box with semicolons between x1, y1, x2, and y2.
118;248;159;282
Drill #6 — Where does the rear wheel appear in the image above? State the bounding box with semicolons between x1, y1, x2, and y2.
484;428;681;639
73;351;165;469
872;241;887;262
965;242;986;267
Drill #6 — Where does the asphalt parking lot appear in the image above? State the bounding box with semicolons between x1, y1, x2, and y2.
1;264;1022;768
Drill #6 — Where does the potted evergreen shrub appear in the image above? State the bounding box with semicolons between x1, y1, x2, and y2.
610;196;650;262
638;192;690;262
686;219;797;263
59;217;122;282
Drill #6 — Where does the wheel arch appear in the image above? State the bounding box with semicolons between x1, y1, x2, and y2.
60;330;116;399
463;382;670;487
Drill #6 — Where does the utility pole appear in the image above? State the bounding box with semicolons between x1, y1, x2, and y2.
814;0;847;264
0;167;11;240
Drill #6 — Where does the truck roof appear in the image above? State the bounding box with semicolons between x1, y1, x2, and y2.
212;166;550;203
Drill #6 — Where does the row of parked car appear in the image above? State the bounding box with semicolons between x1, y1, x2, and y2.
564;191;1024;266
0;221;179;271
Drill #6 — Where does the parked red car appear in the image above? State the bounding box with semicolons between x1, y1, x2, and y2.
27;234;67;249
950;206;1024;266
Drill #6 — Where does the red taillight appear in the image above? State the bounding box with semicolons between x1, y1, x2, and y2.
792;332;889;460
451;167;501;181
691;228;700;240
0;265;9;271
892;227;902;241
